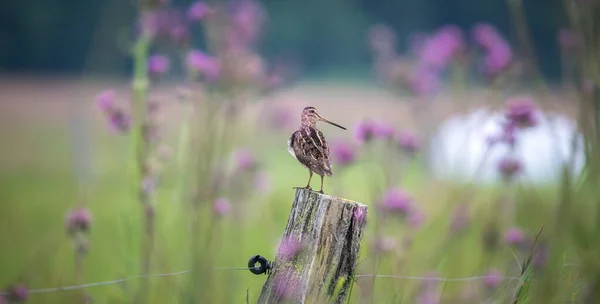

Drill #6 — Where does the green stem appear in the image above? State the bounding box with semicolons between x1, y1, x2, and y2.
131;33;152;304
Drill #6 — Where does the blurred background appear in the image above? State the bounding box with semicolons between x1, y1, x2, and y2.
0;0;596;303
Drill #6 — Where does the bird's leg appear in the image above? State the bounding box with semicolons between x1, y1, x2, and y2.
294;170;313;190
319;175;324;194
305;170;313;189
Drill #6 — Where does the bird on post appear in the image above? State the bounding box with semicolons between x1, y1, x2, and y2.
288;106;347;194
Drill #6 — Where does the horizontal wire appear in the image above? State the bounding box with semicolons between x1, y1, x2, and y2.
0;268;523;296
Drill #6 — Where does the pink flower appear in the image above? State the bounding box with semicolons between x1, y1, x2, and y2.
497;156;523;180
148;54;170;76
96;89;115;112
483;268;503;289
6;285;28;302
353;120;376;144
373;121;395;139
381;188;413;215
419;25;465;69
331;141;355;166
170;25;189;45
186;49;221;81
505;96;538;128
278;237;304;260
65;207;93;233
408;66;441;96
213;198;231;216
187;1;210;21
472;23;513;76
233;148;257;171
375;236;397;253
397;130;420;155
353;206;367;223
504;227;525;246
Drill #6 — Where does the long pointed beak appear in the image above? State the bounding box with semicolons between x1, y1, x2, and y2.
318;116;347;130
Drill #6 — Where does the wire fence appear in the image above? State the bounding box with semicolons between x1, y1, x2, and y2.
0;267;524;297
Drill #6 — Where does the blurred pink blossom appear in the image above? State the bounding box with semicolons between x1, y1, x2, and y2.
148;54;170;76
408;66;441;96
278;237;304;260
331;141;355;167
483;268;503;289
472;23;513;76
7;285;28;302
186;50;221;81
375;236;397;253
397;130;420;155
407;208;425;228
213;198;231;216
353;120;376;144
504;227;525;246
353;206;367;223
381;188;413;215
373;121;395;139
233;148;257;171
505;95;538;128
96;89;115;112
187;1;210;21
65;207;92;233
497;156;523;180
419;25;464;69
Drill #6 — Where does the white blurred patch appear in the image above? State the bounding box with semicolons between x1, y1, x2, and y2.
427;109;585;184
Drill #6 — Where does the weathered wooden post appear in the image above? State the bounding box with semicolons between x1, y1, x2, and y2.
257;188;368;304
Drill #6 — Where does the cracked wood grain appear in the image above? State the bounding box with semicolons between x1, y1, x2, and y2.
258;188;368;304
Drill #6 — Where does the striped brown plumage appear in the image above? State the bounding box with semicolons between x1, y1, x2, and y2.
288;106;346;194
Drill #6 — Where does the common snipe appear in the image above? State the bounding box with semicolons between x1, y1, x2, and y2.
288;106;346;194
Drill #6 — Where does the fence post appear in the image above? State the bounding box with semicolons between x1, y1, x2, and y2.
257;188;368;304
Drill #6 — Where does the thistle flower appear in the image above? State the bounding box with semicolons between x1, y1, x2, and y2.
187;1;210;21
96;89;115;112
65;208;92;234
497;156;522;180
233;148;257;171
213;197;231;216
353;206;367;223
504;96;538;128
380;188;413;215
483;268;503;289
472;23;513;77
170;25;189;45
186;49;221;81
397;130;420;155
331;141;355;167
353;120;376;144
148;54;170;77
95;90;131;134
418;24;464;70
278;237;304;260
373;121;395;139
273;270;296;300
504;227;525;246
6;285;28;302
408;65;441;96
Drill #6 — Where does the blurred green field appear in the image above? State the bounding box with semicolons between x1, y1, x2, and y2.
0;77;584;303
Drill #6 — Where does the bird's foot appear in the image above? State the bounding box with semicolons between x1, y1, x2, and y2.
293;186;312;191
318;189;324;194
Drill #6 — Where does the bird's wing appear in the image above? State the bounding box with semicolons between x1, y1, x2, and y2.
287;132;298;160
294;127;333;175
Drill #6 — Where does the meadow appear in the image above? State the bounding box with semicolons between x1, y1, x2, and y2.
1;0;599;303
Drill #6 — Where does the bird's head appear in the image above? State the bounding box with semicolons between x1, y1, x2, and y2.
301;106;346;130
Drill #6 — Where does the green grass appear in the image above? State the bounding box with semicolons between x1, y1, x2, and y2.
0;103;588;304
